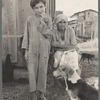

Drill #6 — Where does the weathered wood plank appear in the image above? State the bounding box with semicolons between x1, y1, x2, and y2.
7;0;17;62
2;0;17;62
2;0;10;63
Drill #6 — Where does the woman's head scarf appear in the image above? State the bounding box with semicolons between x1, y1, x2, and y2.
54;14;68;24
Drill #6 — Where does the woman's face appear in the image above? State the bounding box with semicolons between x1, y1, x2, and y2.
57;19;68;30
33;2;46;16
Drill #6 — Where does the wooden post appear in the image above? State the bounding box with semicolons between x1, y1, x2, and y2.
46;0;56;18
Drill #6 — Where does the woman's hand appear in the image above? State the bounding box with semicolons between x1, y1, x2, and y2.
75;46;79;51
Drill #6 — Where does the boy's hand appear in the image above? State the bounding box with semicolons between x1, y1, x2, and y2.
25;50;29;61
42;13;52;29
21;49;29;61
21;49;25;55
43;16;50;23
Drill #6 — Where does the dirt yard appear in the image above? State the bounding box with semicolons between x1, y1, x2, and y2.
2;58;98;100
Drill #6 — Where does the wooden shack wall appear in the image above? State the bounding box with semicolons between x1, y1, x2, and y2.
2;0;33;66
2;0;55;66
17;0;33;66
2;0;17;63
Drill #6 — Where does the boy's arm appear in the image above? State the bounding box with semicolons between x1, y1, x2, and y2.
40;17;53;38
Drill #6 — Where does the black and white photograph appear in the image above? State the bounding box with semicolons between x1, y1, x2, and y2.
2;0;98;100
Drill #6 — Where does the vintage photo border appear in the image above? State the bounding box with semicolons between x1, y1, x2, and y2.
0;0;2;100
98;0;100;100
0;0;100;100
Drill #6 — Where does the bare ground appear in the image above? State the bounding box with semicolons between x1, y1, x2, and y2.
2;59;98;100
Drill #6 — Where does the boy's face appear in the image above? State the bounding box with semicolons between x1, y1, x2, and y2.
33;2;46;16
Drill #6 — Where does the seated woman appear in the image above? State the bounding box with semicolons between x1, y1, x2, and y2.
51;14;81;76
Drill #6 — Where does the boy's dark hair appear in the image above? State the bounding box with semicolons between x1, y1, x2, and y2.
30;0;46;9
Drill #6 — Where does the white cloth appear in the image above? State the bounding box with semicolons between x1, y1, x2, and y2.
54;49;81;83
60;49;79;70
